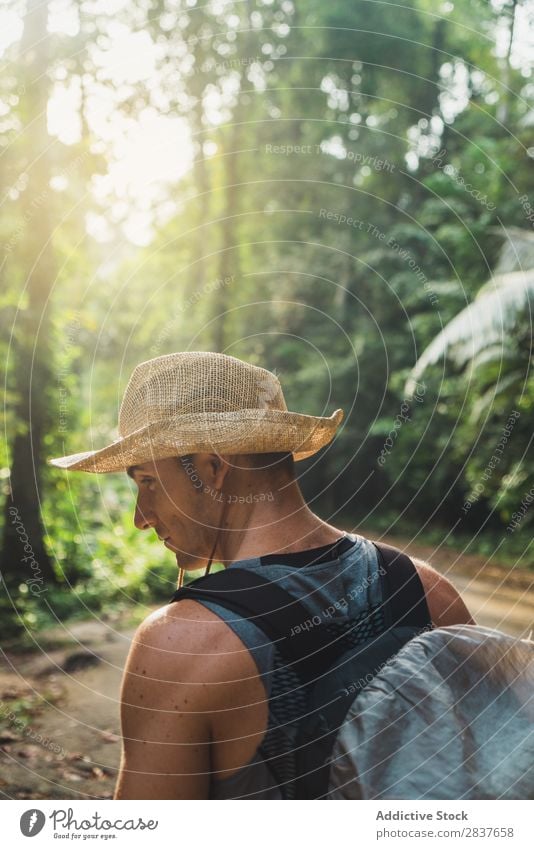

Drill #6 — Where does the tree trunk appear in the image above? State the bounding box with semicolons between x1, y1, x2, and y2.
211;122;240;353
191;101;210;295
1;0;57;596
497;0;518;126
211;0;256;352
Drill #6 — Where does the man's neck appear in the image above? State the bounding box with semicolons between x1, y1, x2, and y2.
214;488;346;565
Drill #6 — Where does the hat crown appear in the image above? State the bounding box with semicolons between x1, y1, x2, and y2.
118;351;287;437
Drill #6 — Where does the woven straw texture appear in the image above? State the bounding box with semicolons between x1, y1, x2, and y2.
49;352;344;473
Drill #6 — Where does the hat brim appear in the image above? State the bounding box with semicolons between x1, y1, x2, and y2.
48;409;344;473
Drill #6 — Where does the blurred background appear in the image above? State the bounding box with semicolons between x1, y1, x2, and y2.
1;1;533;640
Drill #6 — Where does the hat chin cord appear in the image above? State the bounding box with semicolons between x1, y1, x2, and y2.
177;486;230;589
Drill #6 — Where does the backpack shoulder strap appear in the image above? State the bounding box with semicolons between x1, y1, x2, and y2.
295;544;431;799
169;541;432;681
372;541;432;630
170;567;340;685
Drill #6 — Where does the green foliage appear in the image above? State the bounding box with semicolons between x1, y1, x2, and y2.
1;0;533;639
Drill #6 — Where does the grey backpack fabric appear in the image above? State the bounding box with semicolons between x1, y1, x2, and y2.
328;624;534;799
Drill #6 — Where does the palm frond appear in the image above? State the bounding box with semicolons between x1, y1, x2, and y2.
406;269;534;395
489;226;534;275
468;343;512;372
468;371;526;423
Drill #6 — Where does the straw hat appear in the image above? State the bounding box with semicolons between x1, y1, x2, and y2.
49;352;344;473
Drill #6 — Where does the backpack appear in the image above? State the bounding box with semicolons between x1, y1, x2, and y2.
326;623;534;799
170;541;432;799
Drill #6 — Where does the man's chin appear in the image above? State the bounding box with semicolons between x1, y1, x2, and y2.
165;541;203;571
174;552;208;573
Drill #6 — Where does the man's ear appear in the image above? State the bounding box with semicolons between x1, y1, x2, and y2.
198;453;233;489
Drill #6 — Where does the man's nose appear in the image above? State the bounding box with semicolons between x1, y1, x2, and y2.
134;498;156;531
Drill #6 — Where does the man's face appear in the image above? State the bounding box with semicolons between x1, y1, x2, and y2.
127;456;217;571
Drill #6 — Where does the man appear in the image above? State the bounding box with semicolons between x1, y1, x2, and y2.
50;351;474;799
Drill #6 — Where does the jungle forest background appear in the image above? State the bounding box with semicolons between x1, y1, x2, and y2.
1;0;533;640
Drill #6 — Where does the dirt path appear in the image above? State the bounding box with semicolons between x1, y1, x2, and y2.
1;534;532;800
0;618;137;800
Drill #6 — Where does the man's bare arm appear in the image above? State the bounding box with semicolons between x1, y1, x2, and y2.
413;558;476;627
114;599;267;800
114;601;214;800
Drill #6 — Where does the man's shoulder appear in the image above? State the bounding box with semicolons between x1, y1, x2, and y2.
367;537;475;627
411;557;475;627
129;598;258;682
142;597;233;634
